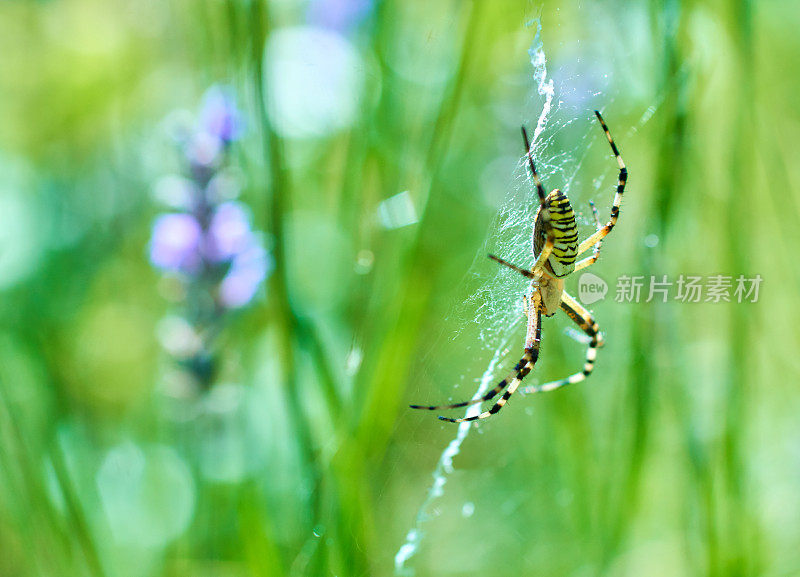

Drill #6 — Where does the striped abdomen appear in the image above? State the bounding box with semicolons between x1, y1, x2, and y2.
533;189;578;278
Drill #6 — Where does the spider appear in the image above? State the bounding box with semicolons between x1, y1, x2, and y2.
410;110;627;423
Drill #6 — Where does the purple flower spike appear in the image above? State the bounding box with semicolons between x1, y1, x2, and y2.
206;202;253;263
149;213;203;272
219;243;273;308
200;86;243;144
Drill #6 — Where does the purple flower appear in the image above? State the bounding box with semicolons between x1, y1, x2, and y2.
206;202;253;263
219;243;272;308
149;213;202;272
200;86;243;144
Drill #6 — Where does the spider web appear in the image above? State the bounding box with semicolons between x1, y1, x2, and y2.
394;17;616;576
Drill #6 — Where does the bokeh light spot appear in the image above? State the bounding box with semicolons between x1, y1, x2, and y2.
265;26;364;138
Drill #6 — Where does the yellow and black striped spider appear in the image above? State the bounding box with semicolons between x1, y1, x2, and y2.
411;110;627;423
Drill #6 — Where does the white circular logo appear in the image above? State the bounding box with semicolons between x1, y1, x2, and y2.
578;272;608;305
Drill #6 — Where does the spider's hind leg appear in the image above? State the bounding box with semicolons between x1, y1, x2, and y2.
439;293;543;423
410;293;544;423
408;355;525;413
409;291;536;413
522;290;603;394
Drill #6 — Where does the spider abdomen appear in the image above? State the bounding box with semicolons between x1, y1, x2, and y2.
533;189;578;278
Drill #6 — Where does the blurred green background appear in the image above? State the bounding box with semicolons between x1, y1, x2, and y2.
1;0;799;576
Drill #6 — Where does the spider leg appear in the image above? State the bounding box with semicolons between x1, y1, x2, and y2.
486;254;542;280
409;354;525;412
577;111;627;256
410;293;539;414
488;225;555;279
521;126;547;203
421;229;552;416
489;125;556;277
439;292;543;423
487;254;535;278
574;200;603;272
522;290;603;394
530;230;555;271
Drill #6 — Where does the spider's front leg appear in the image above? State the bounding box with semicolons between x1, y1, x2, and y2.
577;110;627;256
486;124;558;280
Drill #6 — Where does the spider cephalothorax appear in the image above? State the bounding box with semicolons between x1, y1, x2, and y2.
411;110;627;423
